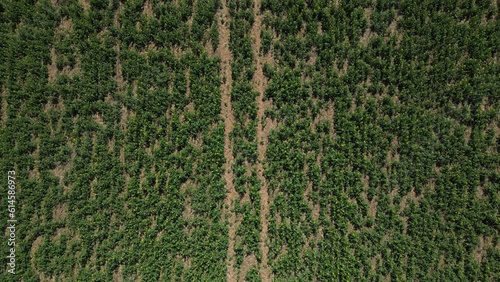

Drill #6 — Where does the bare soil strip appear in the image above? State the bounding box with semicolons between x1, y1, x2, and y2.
251;0;272;280
218;0;237;281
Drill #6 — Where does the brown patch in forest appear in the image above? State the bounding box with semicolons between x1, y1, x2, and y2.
28;167;40;179
113;265;124;282
360;189;378;218
485;119;498;154
119;146;125;163
464;126;472;144
389;185;399;204
93;114;104;126
188;0;197;31
108;138;115;152
205;40;215;56
183;196;194;218
145;145;152;156
240;190;251;205
141;42;157;56
438;254;446;269
52;203;68;221
335;58;349;77
274;244;288;263
57;17;73;33
477;174;492;199
347;222;355;234
252;0;273;279
115;45;125;92
370;253;381;272
298;24;306;38
427;177;436;193
360;8;373;45
388;15;401;35
474;235;493;263
143;0;154;17
79;0;90;12
31;236;44;277
120;105;131;132
389;15;403;46
38;273;56;282
399;188;422;213
182;180;195;219
218;0;238;280
48;47;81;81
238;254;258;282
90;177;97;200
104;93;115;105
362;174;369;190
360;29;373;45
316;102;335;138
185;68;191;98
52;227;69;241
139;167;146;182
172;46;183;59
132;80;138;96
48;48;58;83
308;46;318;66
476;184;485;199
150;215;157;230
113;3;123;28
360;175;378;218
181;256;193;269
240;161;254;205
387;136;400;164
368;196;378;218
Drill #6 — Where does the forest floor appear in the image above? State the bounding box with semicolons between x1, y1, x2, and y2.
218;0;237;281
251;0;272;280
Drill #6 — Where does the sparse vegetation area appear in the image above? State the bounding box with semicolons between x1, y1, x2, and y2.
0;0;498;281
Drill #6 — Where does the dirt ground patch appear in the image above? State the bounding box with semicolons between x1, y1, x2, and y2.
52;203;68;221
238;254;258;282
474;235;493;263
79;0;90;12
218;0;237;280
48;48;58;83
143;0;154;17
251;0;273;280
360;8;373;45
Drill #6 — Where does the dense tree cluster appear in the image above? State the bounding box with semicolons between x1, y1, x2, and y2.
261;0;499;280
0;0;498;281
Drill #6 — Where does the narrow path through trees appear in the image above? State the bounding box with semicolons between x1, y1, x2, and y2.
218;0;237;281
251;0;272;280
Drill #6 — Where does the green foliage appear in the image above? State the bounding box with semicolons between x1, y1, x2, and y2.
0;0;498;281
